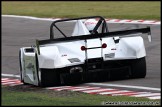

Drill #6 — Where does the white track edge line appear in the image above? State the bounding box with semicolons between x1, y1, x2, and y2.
2;15;160;25
2;73;20;78
85;83;161;91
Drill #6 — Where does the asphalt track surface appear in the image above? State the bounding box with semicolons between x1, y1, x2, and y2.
1;16;161;92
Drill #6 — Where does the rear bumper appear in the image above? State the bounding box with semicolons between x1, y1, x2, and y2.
60;66;130;84
40;59;132;85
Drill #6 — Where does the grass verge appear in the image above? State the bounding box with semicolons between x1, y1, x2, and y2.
2;85;160;106
2;1;160;20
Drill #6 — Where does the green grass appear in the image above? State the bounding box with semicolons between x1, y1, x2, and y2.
2;1;160;20
2;86;160;106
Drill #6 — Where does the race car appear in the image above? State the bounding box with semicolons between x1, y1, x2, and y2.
19;16;151;87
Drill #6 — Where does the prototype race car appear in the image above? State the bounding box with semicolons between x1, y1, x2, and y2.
19;16;151;87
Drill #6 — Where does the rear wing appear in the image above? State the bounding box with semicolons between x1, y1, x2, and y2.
36;27;151;55
38;27;151;45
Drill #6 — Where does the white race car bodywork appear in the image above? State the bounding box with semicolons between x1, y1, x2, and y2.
19;16;151;87
22;37;146;68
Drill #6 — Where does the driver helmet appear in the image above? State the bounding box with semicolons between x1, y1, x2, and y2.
84;19;98;33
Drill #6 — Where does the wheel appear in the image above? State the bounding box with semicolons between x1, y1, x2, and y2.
130;57;146;78
35;54;61;87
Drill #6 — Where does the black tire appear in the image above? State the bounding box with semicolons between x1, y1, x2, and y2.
35;54;61;87
130;57;146;78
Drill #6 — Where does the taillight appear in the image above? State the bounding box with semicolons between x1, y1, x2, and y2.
81;46;86;51
102;43;107;48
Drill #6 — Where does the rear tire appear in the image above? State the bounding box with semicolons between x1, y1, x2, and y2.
35;54;61;87
130;57;146;78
